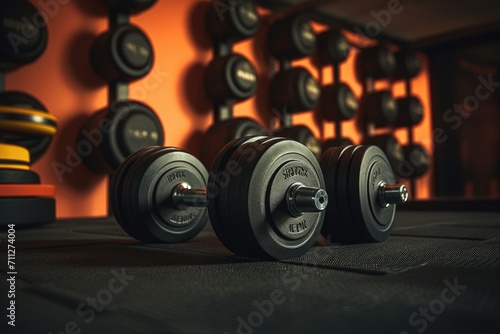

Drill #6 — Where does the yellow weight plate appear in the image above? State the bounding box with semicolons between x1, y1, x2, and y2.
0;144;30;164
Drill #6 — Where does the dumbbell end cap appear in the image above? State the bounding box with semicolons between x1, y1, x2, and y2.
287;183;328;217
378;182;408;208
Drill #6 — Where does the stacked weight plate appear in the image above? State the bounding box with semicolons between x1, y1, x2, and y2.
0;143;55;226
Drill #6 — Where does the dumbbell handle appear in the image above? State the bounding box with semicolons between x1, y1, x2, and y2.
172;182;329;216
378;182;408;208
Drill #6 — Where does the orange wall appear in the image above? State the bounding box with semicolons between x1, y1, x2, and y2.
5;0;432;218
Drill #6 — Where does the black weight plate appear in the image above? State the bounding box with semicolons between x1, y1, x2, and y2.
204;54;258;102
0;197;55;227
91;24;154;82
0;169;40;184
348;146;396;242
207;135;267;255
274;125;321;159
0;92;53;163
125;147;209;243
394;51;422;79
79;100;164;174
322;137;354;151
317;30;351;65
362;134;404;173
267;15;315;60
207;136;264;253
270;67;320;113
395;96;423;127
200;117;266;168
357;44;396;79
219;137;278;257
364;91;398;127
102;0;157;14
319;145;352;242
111;146;161;241
335;145;363;243
229;138;325;259
320;82;358;121
205;0;260;42
402;144;430;179
0;1;48;68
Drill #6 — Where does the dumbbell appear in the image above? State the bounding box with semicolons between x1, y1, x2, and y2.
394;96;423;128
102;0;157;14
362;90;398;128
0;144;55;226
319;145;408;243
91;23;154;82
362;134;404;174
112;136;408;257
357;44;396;80
78;100;164;174
111;136;328;259
399;144;430;179
317;30;351;66
0;92;57;163
201;0;266;167
0;1;48;69
394;51;422;80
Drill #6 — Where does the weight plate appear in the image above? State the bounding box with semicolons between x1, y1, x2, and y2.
348;146;395;242
270;67;320;113
102;0;157;14
401;144;430;179
200;117;266;168
204;54;258;102
0;92;54;163
0;1;48;67
395;96;423;127
0;184;55;198
317;30;351;65
219;137;278;257
208;136;268;255
0;197;55;227
273;125;321;159
267;15;315;60
320;82;358;121
0;169;40;184
111;146;161;241
394;51;422;79
0;105;58;136
227;138;325;259
335;145;363;243
357;45;396;79
363;135;404;174
364;91;398;127
0;143;30;163
91;24;154;82
322;137;354;151
319;145;352;242
79;100;164;173
205;0;260;41
123;147;209;243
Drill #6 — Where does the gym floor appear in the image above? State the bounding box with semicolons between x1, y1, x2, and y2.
2;211;500;333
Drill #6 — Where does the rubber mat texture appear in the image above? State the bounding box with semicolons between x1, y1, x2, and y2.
0;211;499;333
